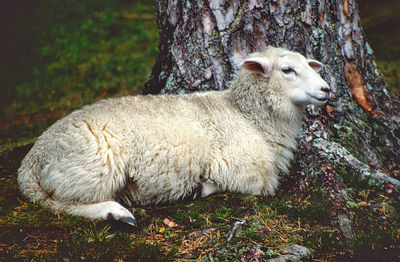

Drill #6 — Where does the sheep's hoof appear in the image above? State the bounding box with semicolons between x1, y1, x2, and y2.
118;216;137;227
191;183;203;200
181;183;203;201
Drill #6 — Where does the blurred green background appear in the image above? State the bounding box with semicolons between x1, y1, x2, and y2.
0;0;158;119
0;0;159;150
0;0;398;146
359;0;400;94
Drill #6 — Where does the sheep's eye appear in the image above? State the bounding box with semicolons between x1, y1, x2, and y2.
281;67;296;75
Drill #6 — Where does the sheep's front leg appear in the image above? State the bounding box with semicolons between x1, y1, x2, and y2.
185;182;223;200
201;182;223;197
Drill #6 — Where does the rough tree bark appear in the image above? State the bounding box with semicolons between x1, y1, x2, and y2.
143;0;400;242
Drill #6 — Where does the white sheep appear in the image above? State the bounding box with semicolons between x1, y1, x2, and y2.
18;47;330;226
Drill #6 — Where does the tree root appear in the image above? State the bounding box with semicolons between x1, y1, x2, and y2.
313;138;400;191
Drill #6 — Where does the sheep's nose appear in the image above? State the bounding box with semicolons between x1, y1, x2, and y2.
321;86;330;93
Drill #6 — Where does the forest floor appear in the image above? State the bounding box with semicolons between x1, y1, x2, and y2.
0;0;399;261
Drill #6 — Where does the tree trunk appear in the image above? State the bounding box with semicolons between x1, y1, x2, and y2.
144;0;400;242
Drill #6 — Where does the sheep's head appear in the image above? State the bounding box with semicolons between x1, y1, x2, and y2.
241;48;330;106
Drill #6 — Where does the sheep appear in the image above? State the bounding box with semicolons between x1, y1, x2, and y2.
17;47;330;226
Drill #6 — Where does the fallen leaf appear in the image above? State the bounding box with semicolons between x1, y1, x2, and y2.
163;218;183;228
357;201;368;207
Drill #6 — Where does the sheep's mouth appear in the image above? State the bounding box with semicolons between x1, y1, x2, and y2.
310;95;329;102
316;97;328;102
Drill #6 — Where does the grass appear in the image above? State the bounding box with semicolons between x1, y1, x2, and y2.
0;0;399;261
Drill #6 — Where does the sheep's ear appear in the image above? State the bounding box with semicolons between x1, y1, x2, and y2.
307;59;323;72
241;57;272;76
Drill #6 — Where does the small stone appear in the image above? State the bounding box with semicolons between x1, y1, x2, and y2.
267;245;311;262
